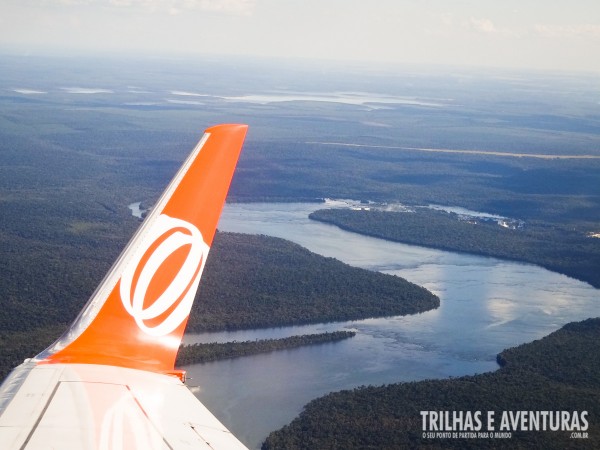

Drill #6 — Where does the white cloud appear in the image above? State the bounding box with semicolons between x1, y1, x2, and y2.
29;0;255;15
463;17;522;38
534;24;600;39
54;0;94;4
107;0;255;15
196;0;255;15
468;17;497;34
440;13;454;27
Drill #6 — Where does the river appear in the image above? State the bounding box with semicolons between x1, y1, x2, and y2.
181;202;599;449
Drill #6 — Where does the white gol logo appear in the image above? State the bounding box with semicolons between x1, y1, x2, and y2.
120;214;208;337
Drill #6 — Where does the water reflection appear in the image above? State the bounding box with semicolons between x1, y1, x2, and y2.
185;202;599;449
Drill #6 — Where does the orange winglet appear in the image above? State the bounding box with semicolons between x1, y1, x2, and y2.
37;124;248;375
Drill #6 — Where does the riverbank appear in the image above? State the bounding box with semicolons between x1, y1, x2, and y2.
262;318;600;449
309;208;600;288
200;201;599;448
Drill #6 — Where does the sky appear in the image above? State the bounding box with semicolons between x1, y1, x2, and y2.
1;0;599;73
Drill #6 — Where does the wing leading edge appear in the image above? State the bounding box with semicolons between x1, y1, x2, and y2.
0;124;249;449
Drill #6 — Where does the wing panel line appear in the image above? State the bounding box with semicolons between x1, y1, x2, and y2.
20;379;61;450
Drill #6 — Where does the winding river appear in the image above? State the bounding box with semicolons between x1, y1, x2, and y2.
181;202;599;449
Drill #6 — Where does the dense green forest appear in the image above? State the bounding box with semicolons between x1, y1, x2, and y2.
262;318;600;449
191;232;439;331
310;208;600;288
0;231;437;379
176;331;355;365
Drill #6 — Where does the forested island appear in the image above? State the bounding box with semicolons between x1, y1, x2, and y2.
310;208;600;288
176;331;355;365
262;318;600;449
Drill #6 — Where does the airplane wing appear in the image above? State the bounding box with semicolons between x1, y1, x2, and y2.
0;124;249;449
